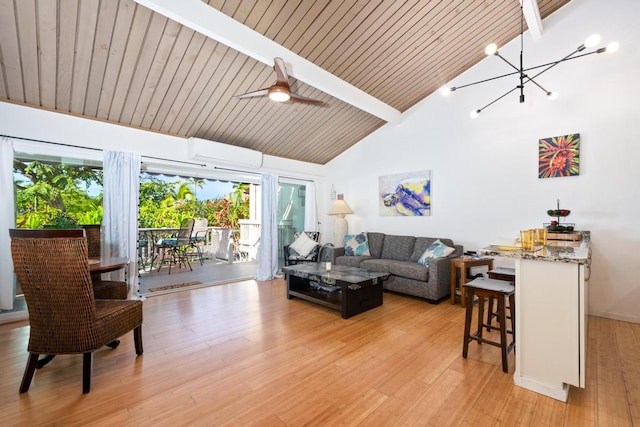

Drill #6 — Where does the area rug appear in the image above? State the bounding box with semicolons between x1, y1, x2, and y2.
148;281;203;293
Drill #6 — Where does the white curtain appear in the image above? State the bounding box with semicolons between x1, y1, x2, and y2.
303;181;318;232
0;137;16;310
102;151;141;298
255;173;279;281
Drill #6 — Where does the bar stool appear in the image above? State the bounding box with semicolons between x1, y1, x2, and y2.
462;277;515;373
486;267;516;331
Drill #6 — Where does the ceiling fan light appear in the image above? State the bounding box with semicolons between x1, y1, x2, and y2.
268;87;290;102
484;43;498;55
584;34;601;48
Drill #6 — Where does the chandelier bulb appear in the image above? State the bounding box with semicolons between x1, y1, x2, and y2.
547;91;559;101
584;34;601;48
440;86;452;96
484;43;498;56
469;109;480;119
606;42;620;53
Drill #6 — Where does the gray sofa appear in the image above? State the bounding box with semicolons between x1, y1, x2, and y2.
332;232;463;304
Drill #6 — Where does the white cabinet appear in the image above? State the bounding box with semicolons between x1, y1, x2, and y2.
514;259;588;401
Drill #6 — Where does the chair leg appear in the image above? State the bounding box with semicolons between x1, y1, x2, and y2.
82;353;93;394
477;295;484;344
462;289;474;358
19;353;40;393
36;354;56;369
486;297;495;331
134;325;144;355
106;339;120;349
498;296;509;373
509;293;516;351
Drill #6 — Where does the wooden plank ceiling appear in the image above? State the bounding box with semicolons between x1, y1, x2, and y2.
0;0;570;165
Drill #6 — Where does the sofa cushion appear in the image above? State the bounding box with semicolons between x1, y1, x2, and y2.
389;261;429;282
410;237;456;262
417;239;455;266
360;258;395;273
366;232;386;258
380;235;416;261
344;233;371;256
335;255;371;268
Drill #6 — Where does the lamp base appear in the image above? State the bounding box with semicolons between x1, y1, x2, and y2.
333;215;348;248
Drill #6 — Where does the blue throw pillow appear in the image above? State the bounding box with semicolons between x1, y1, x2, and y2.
418;239;455;266
344;233;371;256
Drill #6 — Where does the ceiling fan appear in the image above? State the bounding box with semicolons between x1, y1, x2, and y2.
234;57;323;105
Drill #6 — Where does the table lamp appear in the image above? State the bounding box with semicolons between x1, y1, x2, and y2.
328;194;353;248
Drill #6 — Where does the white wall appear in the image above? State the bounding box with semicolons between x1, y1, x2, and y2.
0;102;325;181
324;0;640;323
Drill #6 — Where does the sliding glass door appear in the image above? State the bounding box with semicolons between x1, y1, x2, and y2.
277;182;307;268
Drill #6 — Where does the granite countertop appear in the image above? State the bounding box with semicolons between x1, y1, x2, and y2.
478;231;591;264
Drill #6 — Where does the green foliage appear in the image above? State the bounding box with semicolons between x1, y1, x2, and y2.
138;175;250;229
14;159;103;228
14;161;251;230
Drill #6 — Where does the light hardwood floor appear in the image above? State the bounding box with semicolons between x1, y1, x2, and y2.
0;279;638;426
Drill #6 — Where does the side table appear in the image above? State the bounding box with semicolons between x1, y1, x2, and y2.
450;257;494;307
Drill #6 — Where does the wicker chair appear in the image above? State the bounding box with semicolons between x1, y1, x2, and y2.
9;229;143;394
24;228;129;299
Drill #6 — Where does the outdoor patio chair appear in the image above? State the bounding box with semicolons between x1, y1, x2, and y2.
9;228;143;394
189;218;209;265
155;218;195;274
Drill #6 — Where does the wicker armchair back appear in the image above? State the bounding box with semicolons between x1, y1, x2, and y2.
9;228;143;393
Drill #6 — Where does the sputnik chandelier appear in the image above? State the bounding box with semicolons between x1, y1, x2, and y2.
440;4;619;118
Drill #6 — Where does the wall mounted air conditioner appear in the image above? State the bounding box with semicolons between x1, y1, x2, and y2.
186;137;263;169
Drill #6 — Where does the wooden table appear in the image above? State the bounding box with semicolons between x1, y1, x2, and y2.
450;256;494;307
89;257;129;274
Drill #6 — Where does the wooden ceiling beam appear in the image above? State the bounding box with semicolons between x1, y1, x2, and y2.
521;0;543;39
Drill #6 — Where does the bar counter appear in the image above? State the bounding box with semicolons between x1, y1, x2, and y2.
478;231;592;402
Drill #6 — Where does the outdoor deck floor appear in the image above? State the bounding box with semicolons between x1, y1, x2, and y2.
138;258;259;296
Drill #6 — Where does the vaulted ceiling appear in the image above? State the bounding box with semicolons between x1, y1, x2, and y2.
0;0;570;165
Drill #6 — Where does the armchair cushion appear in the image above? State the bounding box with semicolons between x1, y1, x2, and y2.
289;232;319;257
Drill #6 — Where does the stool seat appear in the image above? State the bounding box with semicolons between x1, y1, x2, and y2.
466;277;514;293
462;278;516;373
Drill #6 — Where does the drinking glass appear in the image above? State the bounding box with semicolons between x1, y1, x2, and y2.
535;228;548;245
520;229;535;251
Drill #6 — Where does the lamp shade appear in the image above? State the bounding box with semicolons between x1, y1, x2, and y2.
328;199;353;216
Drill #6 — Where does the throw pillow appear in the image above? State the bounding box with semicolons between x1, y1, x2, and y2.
289;232;318;257
344;232;371;256
417;239;455;266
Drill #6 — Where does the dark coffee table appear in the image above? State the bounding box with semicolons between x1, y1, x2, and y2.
282;264;389;318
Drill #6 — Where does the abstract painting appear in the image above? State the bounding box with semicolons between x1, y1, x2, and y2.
538;133;580;178
379;170;431;216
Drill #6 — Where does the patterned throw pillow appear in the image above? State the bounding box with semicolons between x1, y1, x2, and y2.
289;232;318;257
344;233;371;256
417;239;455;266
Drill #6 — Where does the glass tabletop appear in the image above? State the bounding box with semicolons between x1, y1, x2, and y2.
282;263;389;284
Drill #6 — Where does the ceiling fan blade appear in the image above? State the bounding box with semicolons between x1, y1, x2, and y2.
234;88;269;99
273;57;290;87
289;92;324;105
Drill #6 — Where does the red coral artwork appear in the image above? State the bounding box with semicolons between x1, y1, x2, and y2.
538;133;580;178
